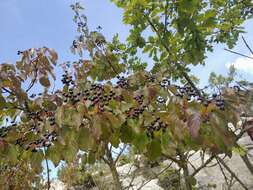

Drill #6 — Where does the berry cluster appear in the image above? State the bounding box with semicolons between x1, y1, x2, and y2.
126;105;146;119
160;77;170;88
48;116;56;126
0;127;9;138
146;75;156;83
27;111;43;121
82;84;118;112
62;88;80;104
24;131;57;152
157;96;166;104
61;71;75;86
233;85;241;92
175;85;198;101
211;93;225;110
116;76;128;88
134;94;144;104
146;117;167;138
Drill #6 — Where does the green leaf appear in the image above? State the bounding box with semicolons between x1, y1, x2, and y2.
78;127;94;151
64;144;78;163
133;132;148;152
120;124;134;143
232;146;247;156
147;139;161;161
88;152;95;164
56;106;82;128
30;151;44;173
47;146;62;166
0;94;6;109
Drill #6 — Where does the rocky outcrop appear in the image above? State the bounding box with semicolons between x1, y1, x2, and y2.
50;135;253;190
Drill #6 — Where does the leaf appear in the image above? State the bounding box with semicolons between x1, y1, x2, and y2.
47;146;62;166
232;146;247;156
42;100;57;111
30;151;44;173
55;106;82;128
39;76;50;87
48;48;58;65
0;94;6;109
88;152;95;164
187;113;201;138
120;124;134;143
147;139;161;161
133;132;148;152
78;127;94;151
64;144;78;163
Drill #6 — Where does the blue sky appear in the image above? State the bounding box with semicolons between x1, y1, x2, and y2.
1;0;253;179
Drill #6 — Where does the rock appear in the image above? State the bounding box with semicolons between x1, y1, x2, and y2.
49;180;66;190
117;163;137;176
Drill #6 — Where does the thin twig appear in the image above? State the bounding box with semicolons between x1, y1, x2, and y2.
190;155;215;177
136;161;173;190
163;0;169;37
162;154;180;165
1;87;14;95
115;145;127;164
216;157;229;187
26;62;38;92
242;36;253;55
224;48;253;60
216;156;248;190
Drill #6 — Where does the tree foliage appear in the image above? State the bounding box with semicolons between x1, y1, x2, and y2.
0;1;253;189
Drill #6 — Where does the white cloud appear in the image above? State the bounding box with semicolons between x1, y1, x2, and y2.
225;56;253;74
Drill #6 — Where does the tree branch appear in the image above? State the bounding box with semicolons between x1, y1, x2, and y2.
163;0;169;37
224;48;253;60
145;15;203;98
26;62;38;92
43;147;50;190
216;156;249;190
190;154;215;177
242;36;253;55
115;144;127;164
136;161;174;190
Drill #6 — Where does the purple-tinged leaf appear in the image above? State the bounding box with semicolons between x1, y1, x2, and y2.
187;113;201;138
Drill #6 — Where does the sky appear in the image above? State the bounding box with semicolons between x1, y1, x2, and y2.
0;0;253;180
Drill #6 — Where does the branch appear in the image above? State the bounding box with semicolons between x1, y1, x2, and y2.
136;161;174;190
145;15;203;98
216;156;249;190
43;147;50;190
115;144;127;164
242;36;253;55
101;45;119;75
216;157;230;187
162;153;181;165
163;0;169;37
26;62;38;92
102;156;110;165
190;155;215;177
224;48;253;60
1;87;14;95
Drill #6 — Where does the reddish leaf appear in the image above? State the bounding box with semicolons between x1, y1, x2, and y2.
39;76;50;87
187;113;201;138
